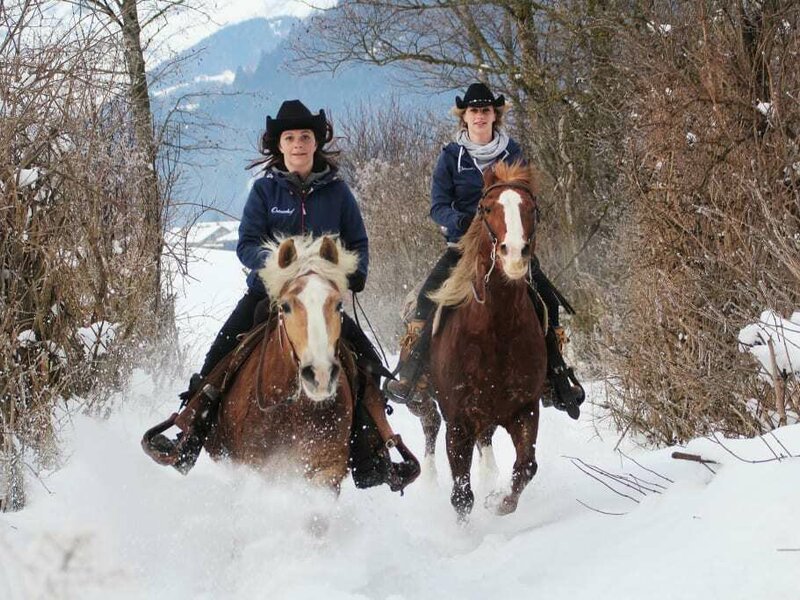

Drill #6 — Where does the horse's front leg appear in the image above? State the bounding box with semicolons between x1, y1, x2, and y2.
498;405;539;516
445;420;477;520
476;425;499;487
407;391;441;480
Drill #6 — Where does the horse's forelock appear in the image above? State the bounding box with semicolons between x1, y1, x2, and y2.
492;161;536;194
259;235;358;302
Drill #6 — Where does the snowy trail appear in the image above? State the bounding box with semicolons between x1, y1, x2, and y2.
3;249;799;600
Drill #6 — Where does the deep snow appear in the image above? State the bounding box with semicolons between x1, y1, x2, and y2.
2;248;799;600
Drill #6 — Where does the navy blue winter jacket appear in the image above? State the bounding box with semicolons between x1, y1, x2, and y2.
430;138;524;243
237;167;369;296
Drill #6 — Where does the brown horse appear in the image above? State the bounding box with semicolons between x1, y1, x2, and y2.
203;236;360;491
409;162;547;518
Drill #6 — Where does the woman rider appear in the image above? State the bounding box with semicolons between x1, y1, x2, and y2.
151;100;397;484
385;83;585;418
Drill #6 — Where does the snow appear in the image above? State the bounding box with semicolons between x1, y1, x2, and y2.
15;168;40;188
2;248;800;599
194;71;236;85
756;101;773;118
647;22;673;35
76;321;119;359
172;220;240;250
738;309;800;384
16;329;37;345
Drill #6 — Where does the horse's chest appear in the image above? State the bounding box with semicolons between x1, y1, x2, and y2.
433;316;545;417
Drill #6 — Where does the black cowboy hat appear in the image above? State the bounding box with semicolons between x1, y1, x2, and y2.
455;82;505;109
265;99;327;142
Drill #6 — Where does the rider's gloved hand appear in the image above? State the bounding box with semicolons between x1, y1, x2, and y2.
457;212;474;232
347;271;366;293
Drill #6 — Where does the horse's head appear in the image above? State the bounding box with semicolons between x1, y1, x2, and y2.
478;161;539;280
259;236;359;402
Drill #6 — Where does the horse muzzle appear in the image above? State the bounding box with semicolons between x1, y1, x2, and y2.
299;360;341;402
502;257;529;280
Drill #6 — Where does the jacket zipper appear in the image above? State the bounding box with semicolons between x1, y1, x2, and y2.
300;186;313;233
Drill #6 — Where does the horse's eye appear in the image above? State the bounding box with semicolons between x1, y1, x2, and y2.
280;301;291;314
336;301;343;312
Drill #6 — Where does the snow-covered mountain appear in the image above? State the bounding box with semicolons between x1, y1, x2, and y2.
152;16;448;223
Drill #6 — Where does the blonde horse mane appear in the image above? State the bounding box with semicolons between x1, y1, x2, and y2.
258;235;359;301
428;161;535;308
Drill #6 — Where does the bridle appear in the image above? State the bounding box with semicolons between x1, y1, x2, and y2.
471;181;540;305
255;272;345;411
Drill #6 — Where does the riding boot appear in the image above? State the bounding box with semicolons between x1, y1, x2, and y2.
542;327;585;420
147;374;219;474
384;319;427;403
349;401;393;488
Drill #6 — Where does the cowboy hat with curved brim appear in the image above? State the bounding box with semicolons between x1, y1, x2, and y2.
265;99;327;142
455;82;506;109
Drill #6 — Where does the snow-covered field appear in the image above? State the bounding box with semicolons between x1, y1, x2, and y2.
2;248;799;600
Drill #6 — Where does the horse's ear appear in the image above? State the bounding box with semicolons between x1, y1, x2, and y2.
483;165;498;188
277;239;297;268
319;236;339;264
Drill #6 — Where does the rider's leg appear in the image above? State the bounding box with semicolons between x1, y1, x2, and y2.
385;247;460;402
197;290;266;379
529;259;585;418
341;314;419;490
149;291;265;460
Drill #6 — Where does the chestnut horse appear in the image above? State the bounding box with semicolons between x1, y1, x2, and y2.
203;236;359;491
410;162;546;518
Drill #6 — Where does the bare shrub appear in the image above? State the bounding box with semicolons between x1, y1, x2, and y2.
338;101;450;349
0;2;177;510
598;2;800;444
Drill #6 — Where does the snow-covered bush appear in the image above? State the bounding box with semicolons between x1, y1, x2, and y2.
0;2;177;510
600;3;800;444
738;310;800;426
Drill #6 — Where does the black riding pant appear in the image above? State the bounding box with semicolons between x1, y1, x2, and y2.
413;248;561;329
413;248;461;321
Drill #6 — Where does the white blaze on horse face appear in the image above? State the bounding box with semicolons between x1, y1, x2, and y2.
498;189;528;279
297;275;339;401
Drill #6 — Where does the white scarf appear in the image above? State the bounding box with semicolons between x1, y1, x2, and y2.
456;129;510;171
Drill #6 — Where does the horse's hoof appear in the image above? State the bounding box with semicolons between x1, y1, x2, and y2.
495;495;519;516
483;489;504;510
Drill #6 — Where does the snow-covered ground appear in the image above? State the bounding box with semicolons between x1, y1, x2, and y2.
2;248;799;600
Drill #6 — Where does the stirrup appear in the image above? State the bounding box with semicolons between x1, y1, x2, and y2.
384;377;413;404
549;366;585;420
385;435;421;494
141;420;205;475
